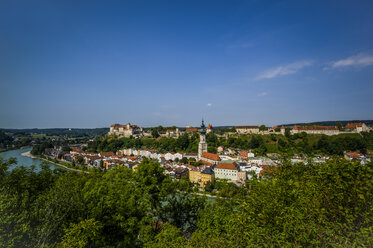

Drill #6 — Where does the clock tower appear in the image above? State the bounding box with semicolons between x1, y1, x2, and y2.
198;120;208;160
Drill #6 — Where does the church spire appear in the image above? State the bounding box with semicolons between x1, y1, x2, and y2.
200;119;206;134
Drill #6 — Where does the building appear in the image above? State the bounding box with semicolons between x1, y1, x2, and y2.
214;162;238;181
200;167;214;186
189;169;202;185
206;124;213;133
99;152;115;158
186;127;199;133
291;125;339;135
201;152;220;165
108;123;143;137
189;166;214;186
235;126;260;134
198;120;208;159
165;129;181;138
345;123;369;133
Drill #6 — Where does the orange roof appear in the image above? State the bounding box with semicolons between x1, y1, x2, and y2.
201;152;221;161
281;125;285;129
100;152;115;157
345;123;363;129
207;124;212;129
202;160;213;166
241;151;248;156
186;128;198;132
215;162;237;170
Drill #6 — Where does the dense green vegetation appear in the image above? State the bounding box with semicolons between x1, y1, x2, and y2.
88;131;373;156
0;131;14;151
1;157;372;247
1;128;109;138
285;120;373;127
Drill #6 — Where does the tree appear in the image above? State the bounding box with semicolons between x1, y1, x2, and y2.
151;129;159;138
57;219;102;248
337;122;343;131
259;125;266;131
285;128;291;138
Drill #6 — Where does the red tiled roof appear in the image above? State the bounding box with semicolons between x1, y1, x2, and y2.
207;124;212;129
202;160;213;166
215;162;237;170
100;152;115;157
345;123;363;129
186;128;198;132
201;152;221;161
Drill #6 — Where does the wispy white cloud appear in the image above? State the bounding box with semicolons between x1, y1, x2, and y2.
207;103;212;107
324;53;373;70
256;60;313;80
258;92;268;97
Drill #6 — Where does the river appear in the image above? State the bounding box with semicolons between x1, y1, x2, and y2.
0;147;60;172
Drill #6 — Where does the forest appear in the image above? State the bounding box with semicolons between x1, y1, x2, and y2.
0;157;371;247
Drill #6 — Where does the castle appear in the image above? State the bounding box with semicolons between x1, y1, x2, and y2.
108;123;143;137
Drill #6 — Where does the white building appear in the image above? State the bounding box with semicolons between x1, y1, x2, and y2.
345;123;369;133
235;126;260;134
214;162;238;181
108;123;143;137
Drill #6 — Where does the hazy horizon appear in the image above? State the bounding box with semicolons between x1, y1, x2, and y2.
1;119;373;130
1;0;373;129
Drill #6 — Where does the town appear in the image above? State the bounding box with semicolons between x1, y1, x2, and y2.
37;120;372;188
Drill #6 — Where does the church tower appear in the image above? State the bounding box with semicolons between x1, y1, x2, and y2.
198;120;208;160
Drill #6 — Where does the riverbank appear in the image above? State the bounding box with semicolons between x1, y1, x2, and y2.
0;146;32;153
20;151;88;174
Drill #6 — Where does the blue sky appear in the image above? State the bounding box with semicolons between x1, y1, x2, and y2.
1;0;372;128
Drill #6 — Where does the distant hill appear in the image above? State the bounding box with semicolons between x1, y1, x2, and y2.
280;120;373;127
1;128;109;138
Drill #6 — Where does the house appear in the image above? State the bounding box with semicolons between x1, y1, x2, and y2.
189;167;214;186
174;167;189;179
184;153;198;160
165;152;175;161
235;126;260;134
201;152;221;165
345;123;369;133
99;152;115;158
165;129;181;138
189;169;202;185
214;162;238;181
185;127;199;133
217;146;224;153
200;167;214;186
237;171;247;181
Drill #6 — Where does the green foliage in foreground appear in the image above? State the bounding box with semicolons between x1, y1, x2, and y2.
0;157;372;247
